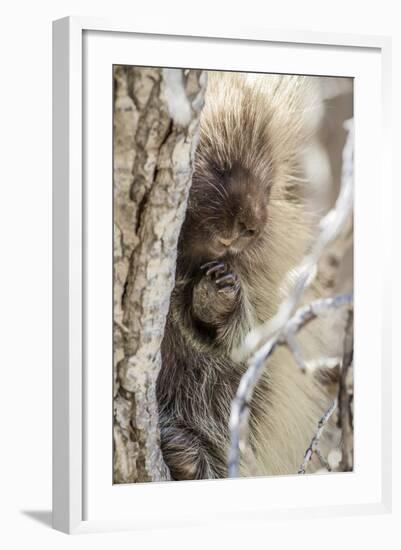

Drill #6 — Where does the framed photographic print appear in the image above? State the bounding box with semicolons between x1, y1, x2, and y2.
52;16;392;534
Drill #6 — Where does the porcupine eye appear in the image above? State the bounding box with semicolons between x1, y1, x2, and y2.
238;222;256;238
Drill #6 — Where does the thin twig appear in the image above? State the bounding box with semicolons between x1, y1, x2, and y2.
298;398;338;474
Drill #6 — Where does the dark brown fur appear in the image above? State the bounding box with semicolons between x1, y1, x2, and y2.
157;72;329;480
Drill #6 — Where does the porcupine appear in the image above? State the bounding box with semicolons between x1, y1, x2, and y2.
156;72;331;480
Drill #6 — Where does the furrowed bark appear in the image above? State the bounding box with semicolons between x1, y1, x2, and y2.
338;309;354;471
113;66;207;483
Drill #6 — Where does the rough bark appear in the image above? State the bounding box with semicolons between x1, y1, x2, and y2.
338;309;354;471
113;66;207;483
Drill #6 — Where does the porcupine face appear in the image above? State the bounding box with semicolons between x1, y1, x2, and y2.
176;71;314;284
179;161;269;264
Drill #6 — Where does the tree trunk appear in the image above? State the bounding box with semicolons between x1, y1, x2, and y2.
113;66;207;483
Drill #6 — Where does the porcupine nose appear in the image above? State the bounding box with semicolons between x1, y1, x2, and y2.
218;236;235;248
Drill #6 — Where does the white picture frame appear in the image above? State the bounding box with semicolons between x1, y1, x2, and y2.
52;16;392;534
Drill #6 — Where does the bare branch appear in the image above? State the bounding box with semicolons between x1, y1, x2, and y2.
298;398;337;474
228;293;352;477
278;293;353;372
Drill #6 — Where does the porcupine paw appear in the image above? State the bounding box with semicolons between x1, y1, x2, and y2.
201;260;240;293
192;260;240;325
